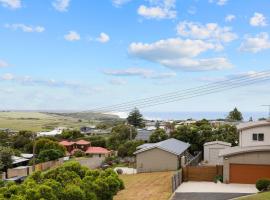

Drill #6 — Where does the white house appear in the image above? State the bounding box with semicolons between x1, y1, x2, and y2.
219;120;270;184
203;141;231;165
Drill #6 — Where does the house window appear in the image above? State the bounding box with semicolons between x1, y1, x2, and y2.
258;133;264;141
253;133;264;141
252;134;257;141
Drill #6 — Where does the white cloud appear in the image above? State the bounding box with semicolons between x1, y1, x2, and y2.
138;0;176;19
159;57;232;71
1;73;14;80
177;21;237;44
97;32;110;43
209;0;228;6
225;14;235;22
64;31;80;41
239;32;270;53
0;0;21;9
109;78;127;85
129;38;232;71
112;0;131;7
104;67;176;79
52;0;70;12
250;12;267;27
5;24;45;33
0;60;9;68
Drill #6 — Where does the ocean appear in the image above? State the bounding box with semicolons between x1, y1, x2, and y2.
142;111;268;121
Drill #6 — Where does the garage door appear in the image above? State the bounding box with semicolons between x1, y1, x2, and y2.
230;164;270;184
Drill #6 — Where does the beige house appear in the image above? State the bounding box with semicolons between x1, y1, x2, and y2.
219;120;270;184
203;141;231;165
134;138;190;173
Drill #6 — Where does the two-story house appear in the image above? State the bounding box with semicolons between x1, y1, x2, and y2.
219;120;270;184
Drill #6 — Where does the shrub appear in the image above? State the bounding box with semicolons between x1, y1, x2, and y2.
214;175;223;183
256;179;270;191
116;169;123;175
73;150;85;157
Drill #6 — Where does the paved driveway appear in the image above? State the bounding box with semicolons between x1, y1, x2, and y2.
172;182;258;200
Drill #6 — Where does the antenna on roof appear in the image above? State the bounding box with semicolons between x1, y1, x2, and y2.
261;105;270;119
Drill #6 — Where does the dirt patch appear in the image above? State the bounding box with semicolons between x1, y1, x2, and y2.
114;171;173;200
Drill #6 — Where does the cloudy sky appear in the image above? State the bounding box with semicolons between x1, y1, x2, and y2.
0;0;270;112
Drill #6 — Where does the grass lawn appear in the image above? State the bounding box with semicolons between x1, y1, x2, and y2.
237;192;270;200
114;171;173;200
0;111;97;132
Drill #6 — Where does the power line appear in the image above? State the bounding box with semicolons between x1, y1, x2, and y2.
90;70;270;112
261;105;270;119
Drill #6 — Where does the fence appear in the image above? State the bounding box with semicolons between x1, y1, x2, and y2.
2;158;65;179
172;169;183;193
183;165;223;182
186;151;202;166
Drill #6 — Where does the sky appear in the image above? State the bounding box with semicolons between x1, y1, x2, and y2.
0;0;270;113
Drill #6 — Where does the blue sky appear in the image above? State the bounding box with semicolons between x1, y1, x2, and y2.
0;0;270;113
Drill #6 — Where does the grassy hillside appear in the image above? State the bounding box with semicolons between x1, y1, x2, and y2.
0;111;121;132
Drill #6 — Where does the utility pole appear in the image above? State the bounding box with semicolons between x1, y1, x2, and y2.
261;105;270;119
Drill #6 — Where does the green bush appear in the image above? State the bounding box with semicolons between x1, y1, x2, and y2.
0;161;124;200
256;179;270;191
73;150;85;157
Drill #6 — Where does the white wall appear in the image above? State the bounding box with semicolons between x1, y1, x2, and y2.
204;143;231;165
239;126;270;147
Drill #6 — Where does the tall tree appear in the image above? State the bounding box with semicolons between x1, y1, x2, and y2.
227;107;243;121
127;108;144;128
149;129;168;143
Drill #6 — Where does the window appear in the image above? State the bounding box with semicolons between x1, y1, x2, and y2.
252;134;257;141
258;133;264;141
252;133;264;141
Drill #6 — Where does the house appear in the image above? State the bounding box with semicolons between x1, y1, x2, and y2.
219;120;270;184
59;139;90;153
85;147;111;158
59;139;111;158
135;129;154;142
134;138;190;173
38;127;66;137
80;126;96;134
203;141;231;165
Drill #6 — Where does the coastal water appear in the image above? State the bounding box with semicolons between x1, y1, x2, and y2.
142;111;268;121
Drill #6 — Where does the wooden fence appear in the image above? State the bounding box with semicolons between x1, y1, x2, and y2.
183;165;223;182
172;169;183;193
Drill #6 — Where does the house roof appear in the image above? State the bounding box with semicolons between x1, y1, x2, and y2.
59;140;75;146
237;120;270;131
219;145;270;157
12;156;29;165
135;129;153;141
134;138;190;156
204;141;231;146
76;140;90;145
86;147;110;154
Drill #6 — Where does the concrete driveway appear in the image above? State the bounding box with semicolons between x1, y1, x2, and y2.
172;182;258;200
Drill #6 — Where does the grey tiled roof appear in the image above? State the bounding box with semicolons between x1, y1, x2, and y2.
135;129;153;141
134;138;190;156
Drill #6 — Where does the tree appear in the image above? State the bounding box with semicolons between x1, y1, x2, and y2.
0;147;14;171
34;138;66;163
12;130;35;153
86;136;106;148
60;130;83;140
0;161;123;200
149;129;168;143
127;108;144;128
117;140;144;157
107;124;137;150
227;107;243;121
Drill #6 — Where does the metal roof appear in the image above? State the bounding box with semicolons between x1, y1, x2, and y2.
135;129;153;141
134;138;190;156
219;145;270;157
